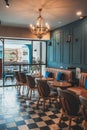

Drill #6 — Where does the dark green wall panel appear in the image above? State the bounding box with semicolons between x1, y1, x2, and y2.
72;24;82;64
55;43;61;63
83;20;87;65
62;28;70;64
47;18;87;71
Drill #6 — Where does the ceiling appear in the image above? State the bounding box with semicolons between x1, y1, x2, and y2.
0;0;87;30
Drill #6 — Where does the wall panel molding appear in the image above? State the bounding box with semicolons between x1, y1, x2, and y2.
47;18;87;71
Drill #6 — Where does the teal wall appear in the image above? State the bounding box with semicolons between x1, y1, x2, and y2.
0;46;2;59
47;17;87;71
25;44;32;64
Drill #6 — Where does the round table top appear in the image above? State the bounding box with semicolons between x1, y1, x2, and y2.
68;87;87;96
80;91;87;99
48;80;71;88
36;77;54;81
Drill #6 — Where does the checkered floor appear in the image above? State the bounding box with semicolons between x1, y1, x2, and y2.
0;87;84;130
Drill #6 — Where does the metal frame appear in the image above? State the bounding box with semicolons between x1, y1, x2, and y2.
0;37;47;87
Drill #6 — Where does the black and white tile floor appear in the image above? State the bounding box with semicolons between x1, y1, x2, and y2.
0;87;84;130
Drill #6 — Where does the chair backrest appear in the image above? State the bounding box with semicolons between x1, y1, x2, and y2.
15;71;20;82
79;96;87;107
79;73;87;87
79;96;87;121
19;72;26;83
26;75;35;88
37;80;50;97
58;89;80;116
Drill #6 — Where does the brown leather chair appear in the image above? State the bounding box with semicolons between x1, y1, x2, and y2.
15;71;23;94
26;75;38;99
58;88;81;130
15;71;22;87
79;73;87;87
37;80;58;111
79;96;87;130
19;72;27;94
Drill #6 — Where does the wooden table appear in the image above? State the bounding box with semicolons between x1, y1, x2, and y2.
39;77;54;81
36;77;54;83
48;80;71;89
68;87;87;97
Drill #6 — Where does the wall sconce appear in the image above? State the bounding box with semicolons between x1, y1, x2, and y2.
56;41;60;45
4;0;9;8
66;35;71;43
75;38;79;42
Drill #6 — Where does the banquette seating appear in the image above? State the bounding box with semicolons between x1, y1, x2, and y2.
45;67;73;82
44;68;73;93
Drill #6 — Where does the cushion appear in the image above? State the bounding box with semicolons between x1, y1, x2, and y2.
45;71;52;78
56;72;64;81
85;79;87;90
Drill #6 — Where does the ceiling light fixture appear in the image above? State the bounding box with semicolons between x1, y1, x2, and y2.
4;0;9;8
30;8;50;39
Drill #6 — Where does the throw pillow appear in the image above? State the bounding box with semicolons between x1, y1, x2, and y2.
56;72;64;81
45;71;52;78
85;79;87;90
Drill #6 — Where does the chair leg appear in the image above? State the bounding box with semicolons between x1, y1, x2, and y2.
49;98;51;106
55;97;58;107
43;99;46;111
68;117;72;130
58;110;63;125
30;89;32;100
22;85;24;94
37;97;40;108
27;87;30;97
82;120;87;130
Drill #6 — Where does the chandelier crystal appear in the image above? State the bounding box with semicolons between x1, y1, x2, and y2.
30;8;50;39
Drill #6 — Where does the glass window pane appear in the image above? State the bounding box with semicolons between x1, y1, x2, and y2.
4;39;31;86
33;41;40;64
0;41;3;87
41;41;46;64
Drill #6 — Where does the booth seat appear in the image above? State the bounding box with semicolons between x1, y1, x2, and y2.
45;67;73;81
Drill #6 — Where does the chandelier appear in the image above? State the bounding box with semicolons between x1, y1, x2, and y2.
30;8;50;39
